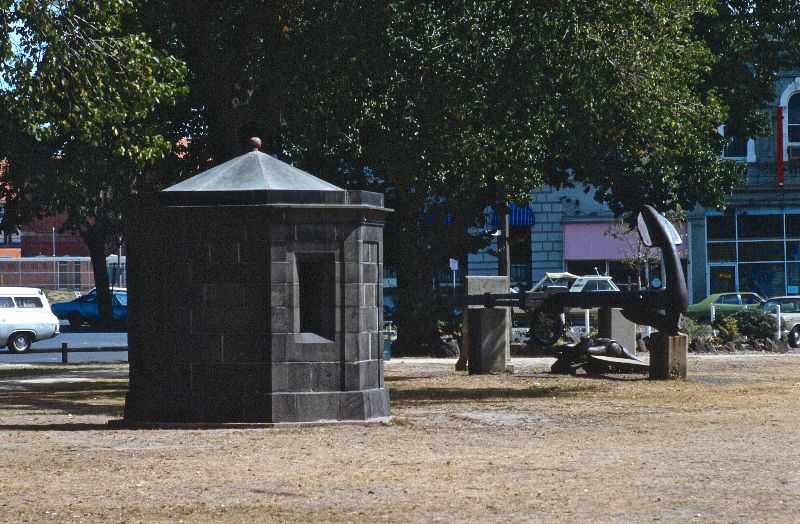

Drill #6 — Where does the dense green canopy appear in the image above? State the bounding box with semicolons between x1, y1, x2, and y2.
3;0;799;344
0;0;187;325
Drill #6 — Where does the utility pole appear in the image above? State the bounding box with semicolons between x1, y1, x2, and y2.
498;212;510;277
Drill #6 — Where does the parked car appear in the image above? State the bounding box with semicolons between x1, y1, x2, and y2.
51;289;128;328
531;272;621;293
568;275;620;293
84;287;127;296
685;292;765;322
526;273;622;344
762;296;800;348
0;287;60;353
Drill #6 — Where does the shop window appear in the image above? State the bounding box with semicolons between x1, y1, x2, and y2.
786;263;800;294
787;241;800;261
709;266;736;294
707;216;735;240
707;242;736;263
737;214;782;239
739;263;784;298
296;252;335;339
509;225;532;286
608;261;641;290
566;260;605;276
786;214;800;238
738;241;784;262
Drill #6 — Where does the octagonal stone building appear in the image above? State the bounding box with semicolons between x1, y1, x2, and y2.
123;144;390;423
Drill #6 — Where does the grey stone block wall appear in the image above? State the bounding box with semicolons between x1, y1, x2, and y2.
531;188;566;281
125;199;389;424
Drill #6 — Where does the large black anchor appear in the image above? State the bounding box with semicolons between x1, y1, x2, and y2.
456;205;688;374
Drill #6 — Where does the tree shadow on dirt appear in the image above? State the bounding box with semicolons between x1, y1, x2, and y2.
388;384;600;406
0;379;125;421
0;422;114;431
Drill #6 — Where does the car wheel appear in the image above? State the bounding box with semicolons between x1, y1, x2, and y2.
7;332;32;353
67;313;83;328
790;326;800;349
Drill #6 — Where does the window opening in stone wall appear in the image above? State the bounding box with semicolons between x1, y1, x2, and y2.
719;125;748;158
789;93;800;143
296;252;335;339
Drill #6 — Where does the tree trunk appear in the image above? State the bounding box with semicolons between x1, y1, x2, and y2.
391;262;447;357
84;229;114;329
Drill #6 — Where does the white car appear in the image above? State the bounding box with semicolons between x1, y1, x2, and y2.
762;296;800;348
530;273;622;337
0;287;60;353
531;272;621;293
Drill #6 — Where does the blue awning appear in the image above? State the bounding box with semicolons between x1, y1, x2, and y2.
491;204;535;227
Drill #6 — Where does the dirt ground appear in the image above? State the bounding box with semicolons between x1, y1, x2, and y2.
1;354;799;523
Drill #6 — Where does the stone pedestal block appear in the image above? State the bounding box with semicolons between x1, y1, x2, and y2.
466;308;509;374
648;332;688;380
460;276;511;374
598;307;637;352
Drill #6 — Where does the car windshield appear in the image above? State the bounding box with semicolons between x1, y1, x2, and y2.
115;294;128;306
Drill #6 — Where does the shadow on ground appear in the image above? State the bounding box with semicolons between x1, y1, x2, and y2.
0;422;114;431
387;382;602;406
0;379;126;418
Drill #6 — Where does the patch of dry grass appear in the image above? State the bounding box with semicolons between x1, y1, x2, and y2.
1;356;799;522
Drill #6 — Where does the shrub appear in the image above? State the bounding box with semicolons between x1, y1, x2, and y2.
713;315;740;344
730;308;777;340
680;316;711;340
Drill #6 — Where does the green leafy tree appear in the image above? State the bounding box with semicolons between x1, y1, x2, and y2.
0;0;187;325
697;0;800;139
291;0;744;352
125;1;800;351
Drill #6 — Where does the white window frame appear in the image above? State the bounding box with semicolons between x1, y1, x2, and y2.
779;77;800;161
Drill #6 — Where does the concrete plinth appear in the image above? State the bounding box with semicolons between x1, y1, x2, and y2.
459;276;511;374
598;308;637;352
648;332;688;380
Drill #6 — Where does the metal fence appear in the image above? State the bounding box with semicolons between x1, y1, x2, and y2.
0;256;126;291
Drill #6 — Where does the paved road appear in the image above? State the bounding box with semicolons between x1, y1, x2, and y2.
0;330;128;364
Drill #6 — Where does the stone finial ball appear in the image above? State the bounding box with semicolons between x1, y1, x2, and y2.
249;137;262;151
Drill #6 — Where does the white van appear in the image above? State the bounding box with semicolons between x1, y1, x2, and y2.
0;287;60;353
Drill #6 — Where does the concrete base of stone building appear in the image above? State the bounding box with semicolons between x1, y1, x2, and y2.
108;417;391;430
122;387;390;424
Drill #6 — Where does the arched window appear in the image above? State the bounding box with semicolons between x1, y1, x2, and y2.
789;92;800;143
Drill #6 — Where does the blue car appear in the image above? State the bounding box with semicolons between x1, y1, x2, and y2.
51;290;127;328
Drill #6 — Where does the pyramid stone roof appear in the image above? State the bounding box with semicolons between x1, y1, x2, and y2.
165;150;343;192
